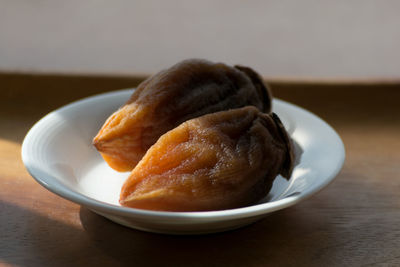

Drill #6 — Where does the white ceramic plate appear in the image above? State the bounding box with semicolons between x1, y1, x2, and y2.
22;89;345;234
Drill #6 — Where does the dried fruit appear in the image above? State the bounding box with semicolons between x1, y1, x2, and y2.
93;59;271;171
120;106;293;211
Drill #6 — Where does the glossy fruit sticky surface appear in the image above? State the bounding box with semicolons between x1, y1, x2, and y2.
93;59;271;171
120;106;293;211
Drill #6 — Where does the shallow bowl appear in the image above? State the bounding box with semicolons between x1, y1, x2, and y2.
22;89;345;234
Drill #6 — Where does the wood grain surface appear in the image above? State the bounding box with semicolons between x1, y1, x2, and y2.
1;73;400;266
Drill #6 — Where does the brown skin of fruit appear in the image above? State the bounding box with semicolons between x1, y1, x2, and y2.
93;59;272;172
120;106;294;212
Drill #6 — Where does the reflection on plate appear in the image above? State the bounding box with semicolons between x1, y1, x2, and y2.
22;89;345;234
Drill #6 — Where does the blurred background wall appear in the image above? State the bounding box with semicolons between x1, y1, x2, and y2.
1;0;399;78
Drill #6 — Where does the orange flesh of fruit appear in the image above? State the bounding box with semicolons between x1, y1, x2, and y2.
120;106;293;211
93;59;271;172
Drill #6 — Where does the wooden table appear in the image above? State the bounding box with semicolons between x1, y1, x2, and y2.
1;73;400;266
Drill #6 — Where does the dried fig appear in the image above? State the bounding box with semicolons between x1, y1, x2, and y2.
93;59;272;171
120;106;293;211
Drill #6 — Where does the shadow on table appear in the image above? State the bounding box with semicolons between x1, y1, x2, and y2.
0;196;336;267
0;200;92;266
79;206;330;266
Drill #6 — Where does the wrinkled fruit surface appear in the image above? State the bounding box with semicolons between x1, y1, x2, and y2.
120;106;293;211
93;59;271;171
